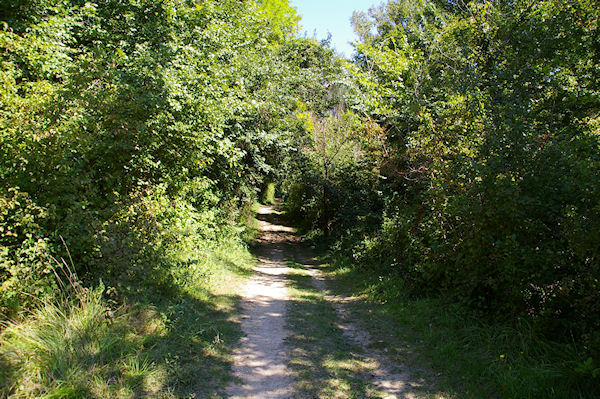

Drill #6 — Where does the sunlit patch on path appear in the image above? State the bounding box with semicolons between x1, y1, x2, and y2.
227;205;428;398
226;206;295;399
311;267;419;398
287;250;427;399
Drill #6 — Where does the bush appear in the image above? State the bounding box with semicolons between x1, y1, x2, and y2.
0;189;57;317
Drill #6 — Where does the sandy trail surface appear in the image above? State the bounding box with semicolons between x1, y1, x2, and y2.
299;260;419;399
226;206;296;399
226;205;419;398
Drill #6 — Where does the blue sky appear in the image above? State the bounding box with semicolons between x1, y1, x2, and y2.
290;0;379;58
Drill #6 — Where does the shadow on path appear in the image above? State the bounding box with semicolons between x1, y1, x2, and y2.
227;204;437;398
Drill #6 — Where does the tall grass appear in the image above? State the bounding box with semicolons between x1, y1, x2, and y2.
0;217;257;398
0;285;169;398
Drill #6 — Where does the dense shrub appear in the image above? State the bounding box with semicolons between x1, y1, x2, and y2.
0;188;57;316
286;0;600;377
0;0;316;316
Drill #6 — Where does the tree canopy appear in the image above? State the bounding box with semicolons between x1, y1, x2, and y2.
1;0;599;395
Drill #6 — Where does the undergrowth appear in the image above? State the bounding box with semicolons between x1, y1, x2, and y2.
324;255;599;399
0;223;257;398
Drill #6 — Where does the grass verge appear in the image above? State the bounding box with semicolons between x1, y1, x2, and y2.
323;254;599;399
0;229;256;398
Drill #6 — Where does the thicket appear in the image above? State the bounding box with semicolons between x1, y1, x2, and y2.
282;0;600;386
0;0;328;314
2;0;600;395
0;0;343;396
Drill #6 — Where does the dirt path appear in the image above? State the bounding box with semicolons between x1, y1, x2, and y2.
299;261;418;399
227;205;419;398
226;205;296;399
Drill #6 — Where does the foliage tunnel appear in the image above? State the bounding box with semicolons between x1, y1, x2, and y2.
1;0;599;396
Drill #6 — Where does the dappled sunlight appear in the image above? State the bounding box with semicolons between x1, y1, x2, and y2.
256;206;297;236
227;204;427;398
285;246;436;399
227;205;296;399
